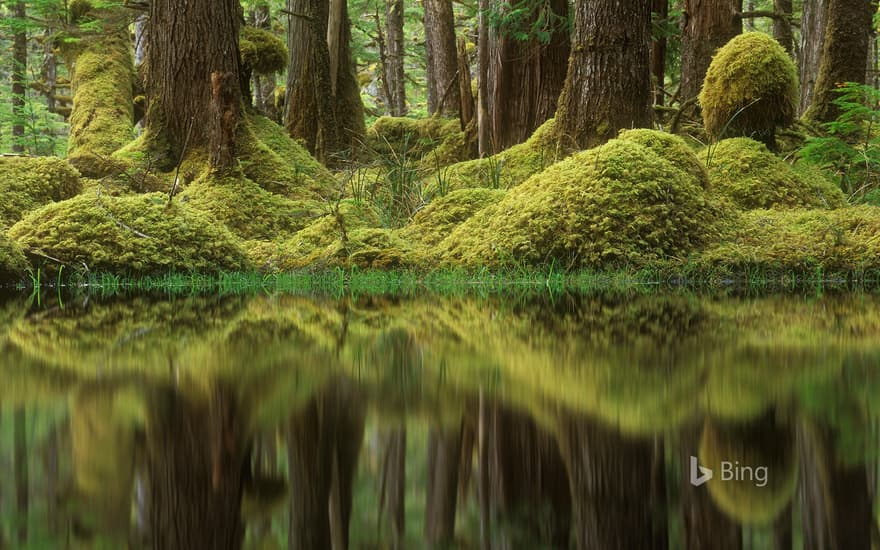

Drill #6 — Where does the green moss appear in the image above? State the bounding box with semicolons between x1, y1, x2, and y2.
67;32;135;177
617;128;709;188
0;231;29;282
707;138;846;209
181;173;324;241
9;193;250;274
240;26;288;74
425;117;564;194
438;138;724;268
696;205;880;273
699;33;798;144
366;116;465;161
242;114;337;199
0;157;83;225
399;188;505;249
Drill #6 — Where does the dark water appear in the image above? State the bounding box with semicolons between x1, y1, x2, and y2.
1;289;879;549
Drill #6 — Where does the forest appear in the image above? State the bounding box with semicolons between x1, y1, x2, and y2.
0;0;876;284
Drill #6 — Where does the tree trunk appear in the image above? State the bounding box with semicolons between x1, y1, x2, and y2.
477;0;491;156
457;35;476;129
379;427;407;549
555;0;653;150
146;0;242;167
488;0;570;151
651;0;669;106
148;386;248;549
424;0;461;116
330;0;367;153
11;1;27;153
799;0;828;115
384;0;407;116
679;0;742;103
425;425;462;546
772;0;794;55
804;0;875;122
14;408;28;546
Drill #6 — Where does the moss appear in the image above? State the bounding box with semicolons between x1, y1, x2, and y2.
696;205;880;273
399;188;505;250
242;113;337;199
707;138;846;209
181;173;324;241
425;118;564;194
438;138;724;268
366;116;465;161
9;193;250;274
240;26;288;75
0;157;83;225
699;33;798;144
0;232;29;282
617;128;709;188
67;32;136;177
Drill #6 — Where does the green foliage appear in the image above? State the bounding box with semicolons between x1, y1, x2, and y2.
240;25;288;74
0;156;82;225
707;138;846;209
700;33;798;143
8;193;250;274
484;0;570;43
799;82;880;201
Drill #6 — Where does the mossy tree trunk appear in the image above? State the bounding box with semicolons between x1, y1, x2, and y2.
798;0;828;116
554;0;652;150
329;0;367;153
477;0;491;156
651;0;669;107
679;0;742;103
772;0;794;55
145;0;242;168
11;1;27;153
487;0;570;152
804;0;876;122
384;0;407;116
424;0;461;117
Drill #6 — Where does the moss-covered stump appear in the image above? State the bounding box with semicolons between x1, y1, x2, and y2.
424;118;563;195
181;174;323;241
240;26;288;75
67;32;136;177
707;138;846;209
438;138;723;268
699;33;798;146
399;188;505;252
698;205;880;274
0;157;83;225
0;232;29;282
9;194;249;274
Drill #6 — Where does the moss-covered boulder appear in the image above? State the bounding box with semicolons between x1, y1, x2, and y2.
617;129;709;188
707;138;846;209
0;232;29;282
439;138;724;268
9;193;249;274
399;188;505;250
0;156;82;225
240;26;288;75
424;117;564;194
697;205;880;274
700;32;798;146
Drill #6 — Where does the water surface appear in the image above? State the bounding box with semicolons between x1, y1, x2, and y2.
1;289;879;548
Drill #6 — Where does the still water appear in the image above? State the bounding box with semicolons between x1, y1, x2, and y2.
1;289;879;549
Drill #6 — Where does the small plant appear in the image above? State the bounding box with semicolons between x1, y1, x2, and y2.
483;154;504;189
799;82;880;202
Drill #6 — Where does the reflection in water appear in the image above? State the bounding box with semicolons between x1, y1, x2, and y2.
1;290;880;548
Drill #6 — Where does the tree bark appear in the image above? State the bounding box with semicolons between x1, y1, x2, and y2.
425;425;462;546
798;0;828;115
384;0;407;116
424;0;461;116
679;0;743;103
477;0;491;156
11;1;27;153
555;0;653;150
146;0;242;166
330;0;367;153
804;0;875;122
487;0;570;151
651;0;669;106
772;0;794;55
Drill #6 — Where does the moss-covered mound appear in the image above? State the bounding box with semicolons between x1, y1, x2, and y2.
181;173;323;241
399;188;505;249
617;129;709;188
0;157;83;225
439;138;723;268
366;116;463;160
425;117;563;194
9;193;249;274
240;26;288;75
0;232;29;282
697;205;880;274
700;32;798;144
707;138;846;209
67;32;135;177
